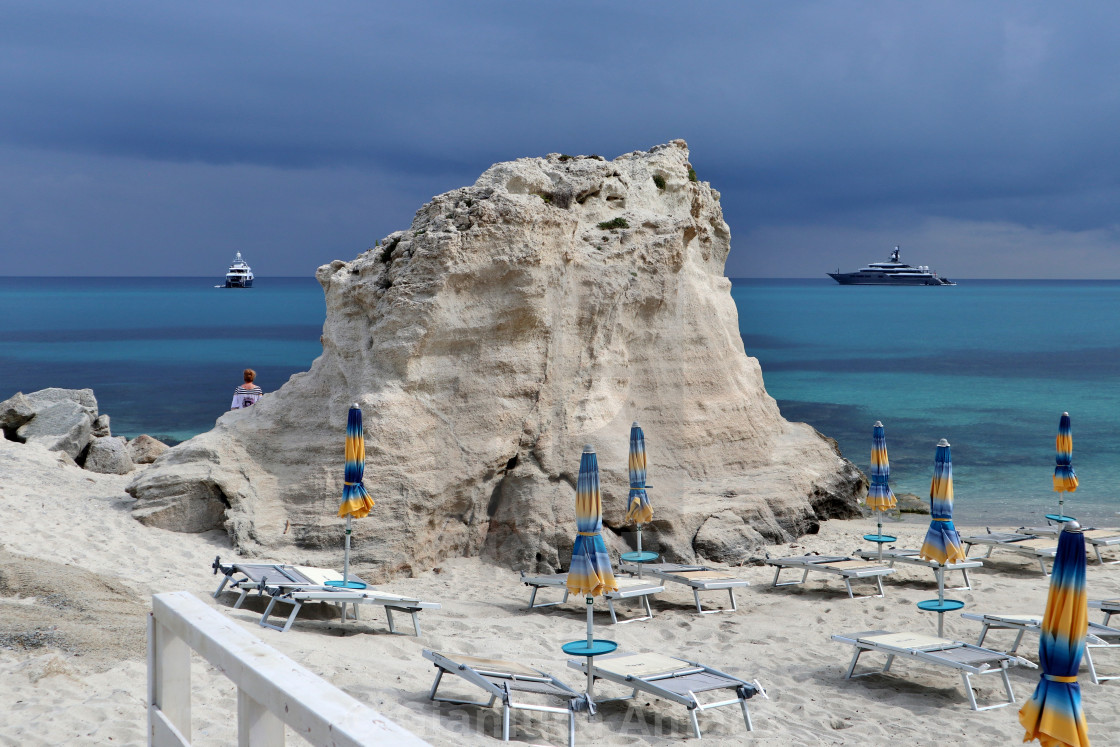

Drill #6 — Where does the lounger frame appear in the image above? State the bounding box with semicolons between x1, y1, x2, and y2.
423;650;580;747
617;562;749;613
960;534;1056;575
767;556;893;599
964;612;1120;685
832;629;1033;711
1019;526;1120;565
855;549;982;590
520;572;663;624
567;652;765;738
1091;599;1120;627
213;558;438;635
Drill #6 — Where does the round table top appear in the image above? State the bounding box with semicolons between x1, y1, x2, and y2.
561;640;618;657
917;599;965;613
1045;514;1077;524
863;534;897;543
324;579;367;589
620;551;660;563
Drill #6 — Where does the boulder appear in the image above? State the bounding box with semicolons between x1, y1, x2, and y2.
0;392;34;437
91;414;111;438
84;436;134;474
16;401;92;460
895;493;931;515
127;140;864;577
23;388;98;421
127;434;169;464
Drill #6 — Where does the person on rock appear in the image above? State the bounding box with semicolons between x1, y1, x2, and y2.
230;368;263;409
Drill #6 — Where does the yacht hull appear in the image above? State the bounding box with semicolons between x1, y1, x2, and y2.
224;278;254;288
829;273;953;286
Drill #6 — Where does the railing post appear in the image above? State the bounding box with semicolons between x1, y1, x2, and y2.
238;687;286;746
149;611;192;745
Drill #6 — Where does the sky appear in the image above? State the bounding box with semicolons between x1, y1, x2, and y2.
3;1;1120;278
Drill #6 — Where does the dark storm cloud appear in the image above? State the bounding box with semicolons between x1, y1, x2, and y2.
3;1;1120;276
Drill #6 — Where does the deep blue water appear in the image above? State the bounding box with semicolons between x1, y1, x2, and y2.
1;276;1116;525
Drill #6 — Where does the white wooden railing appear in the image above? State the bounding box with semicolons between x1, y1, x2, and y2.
148;591;429;746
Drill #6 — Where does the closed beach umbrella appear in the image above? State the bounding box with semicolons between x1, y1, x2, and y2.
1019;523;1090;747
335;404;375;588
867;421;897;560
625;422;653;549
919;439;965;570
567;445;619;646
1053;412;1079;520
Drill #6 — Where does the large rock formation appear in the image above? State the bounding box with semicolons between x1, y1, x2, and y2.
127;140;864;579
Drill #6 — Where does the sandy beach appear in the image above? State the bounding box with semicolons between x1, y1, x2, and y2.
0;437;1115;746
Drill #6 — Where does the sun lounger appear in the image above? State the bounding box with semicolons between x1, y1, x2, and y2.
519;572;665;623
1018;526;1120;564
212;557;440;635
766;555;894;598
963;612;1120;684
960;532;1057;575
566;651;765;738
423;650;583;747
831;630;1035;711
616;561;750;613
1090;599;1120;626
856;548;983;590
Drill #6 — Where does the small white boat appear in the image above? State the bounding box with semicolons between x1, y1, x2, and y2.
223;252;254;288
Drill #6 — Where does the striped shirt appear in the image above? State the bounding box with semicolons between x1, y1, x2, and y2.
231;386;262;409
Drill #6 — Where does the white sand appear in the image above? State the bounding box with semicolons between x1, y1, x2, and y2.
2;440;1119;745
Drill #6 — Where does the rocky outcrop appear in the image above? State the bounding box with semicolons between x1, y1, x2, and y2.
127;140;864;580
91;415;112;438
17;401;92;460
85;437;134;474
127;434;168;464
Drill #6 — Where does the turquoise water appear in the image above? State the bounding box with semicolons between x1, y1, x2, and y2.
1;277;1116;525
732;279;1120;526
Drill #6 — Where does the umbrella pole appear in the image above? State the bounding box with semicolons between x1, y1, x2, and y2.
585;597;595;698
636;525;643;554
877;516;884;562
343;515;352;585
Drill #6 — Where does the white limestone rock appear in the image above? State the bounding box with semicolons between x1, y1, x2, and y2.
17;401;92;460
0;392;35;434
127;141;864;578
91;414;111;438
127;434;169;465
24;388;98;421
84;436;134;474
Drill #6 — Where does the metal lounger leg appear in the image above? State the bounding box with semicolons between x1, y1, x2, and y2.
1010;629;1025;654
772;566;809;588
643;594;654;619
962;672;979;711
527;585;539;609
961;567;972;591
411;610;422;636
608;598;619;624
503;700;510;741
728;588;737;611
875;575;885;598
985;546;994;558
386;607;396;634
976;623;990;647
740;697;753;732
1039;557;1050;576
1085;647;1100;685
689;706;701;739
428;668;444;700
694;588;704;613
568;705;575;747
844;578;855;599
233;589;250;609
213;575;230;598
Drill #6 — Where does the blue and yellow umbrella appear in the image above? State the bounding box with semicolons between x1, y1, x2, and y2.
567;445;618;646
1019;523;1090;747
625;422;653;548
1052;412;1079;521
335;404;374;588
867;421;897;560
919;439;965;568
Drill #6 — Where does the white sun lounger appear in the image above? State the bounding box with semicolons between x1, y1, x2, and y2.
617;561;750;613
423;650;583;747
566;651;765;738
962;612;1120;685
831;630;1035;711
519;572;664;623
766;555;894;598
1091;599;1120;626
1018;526;1120;565
960;532;1057;575
856;548;983;590
212;557;440;635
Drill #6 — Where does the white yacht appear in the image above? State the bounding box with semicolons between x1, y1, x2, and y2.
223;252;254;288
828;247;955;286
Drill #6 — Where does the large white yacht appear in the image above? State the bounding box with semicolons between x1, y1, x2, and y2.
828;247;955;286
223;252;254;288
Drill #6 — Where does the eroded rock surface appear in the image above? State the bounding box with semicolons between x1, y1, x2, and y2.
85;436;134;474
127;141;864;579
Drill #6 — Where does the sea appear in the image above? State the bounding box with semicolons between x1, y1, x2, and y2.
2;276;1117;526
